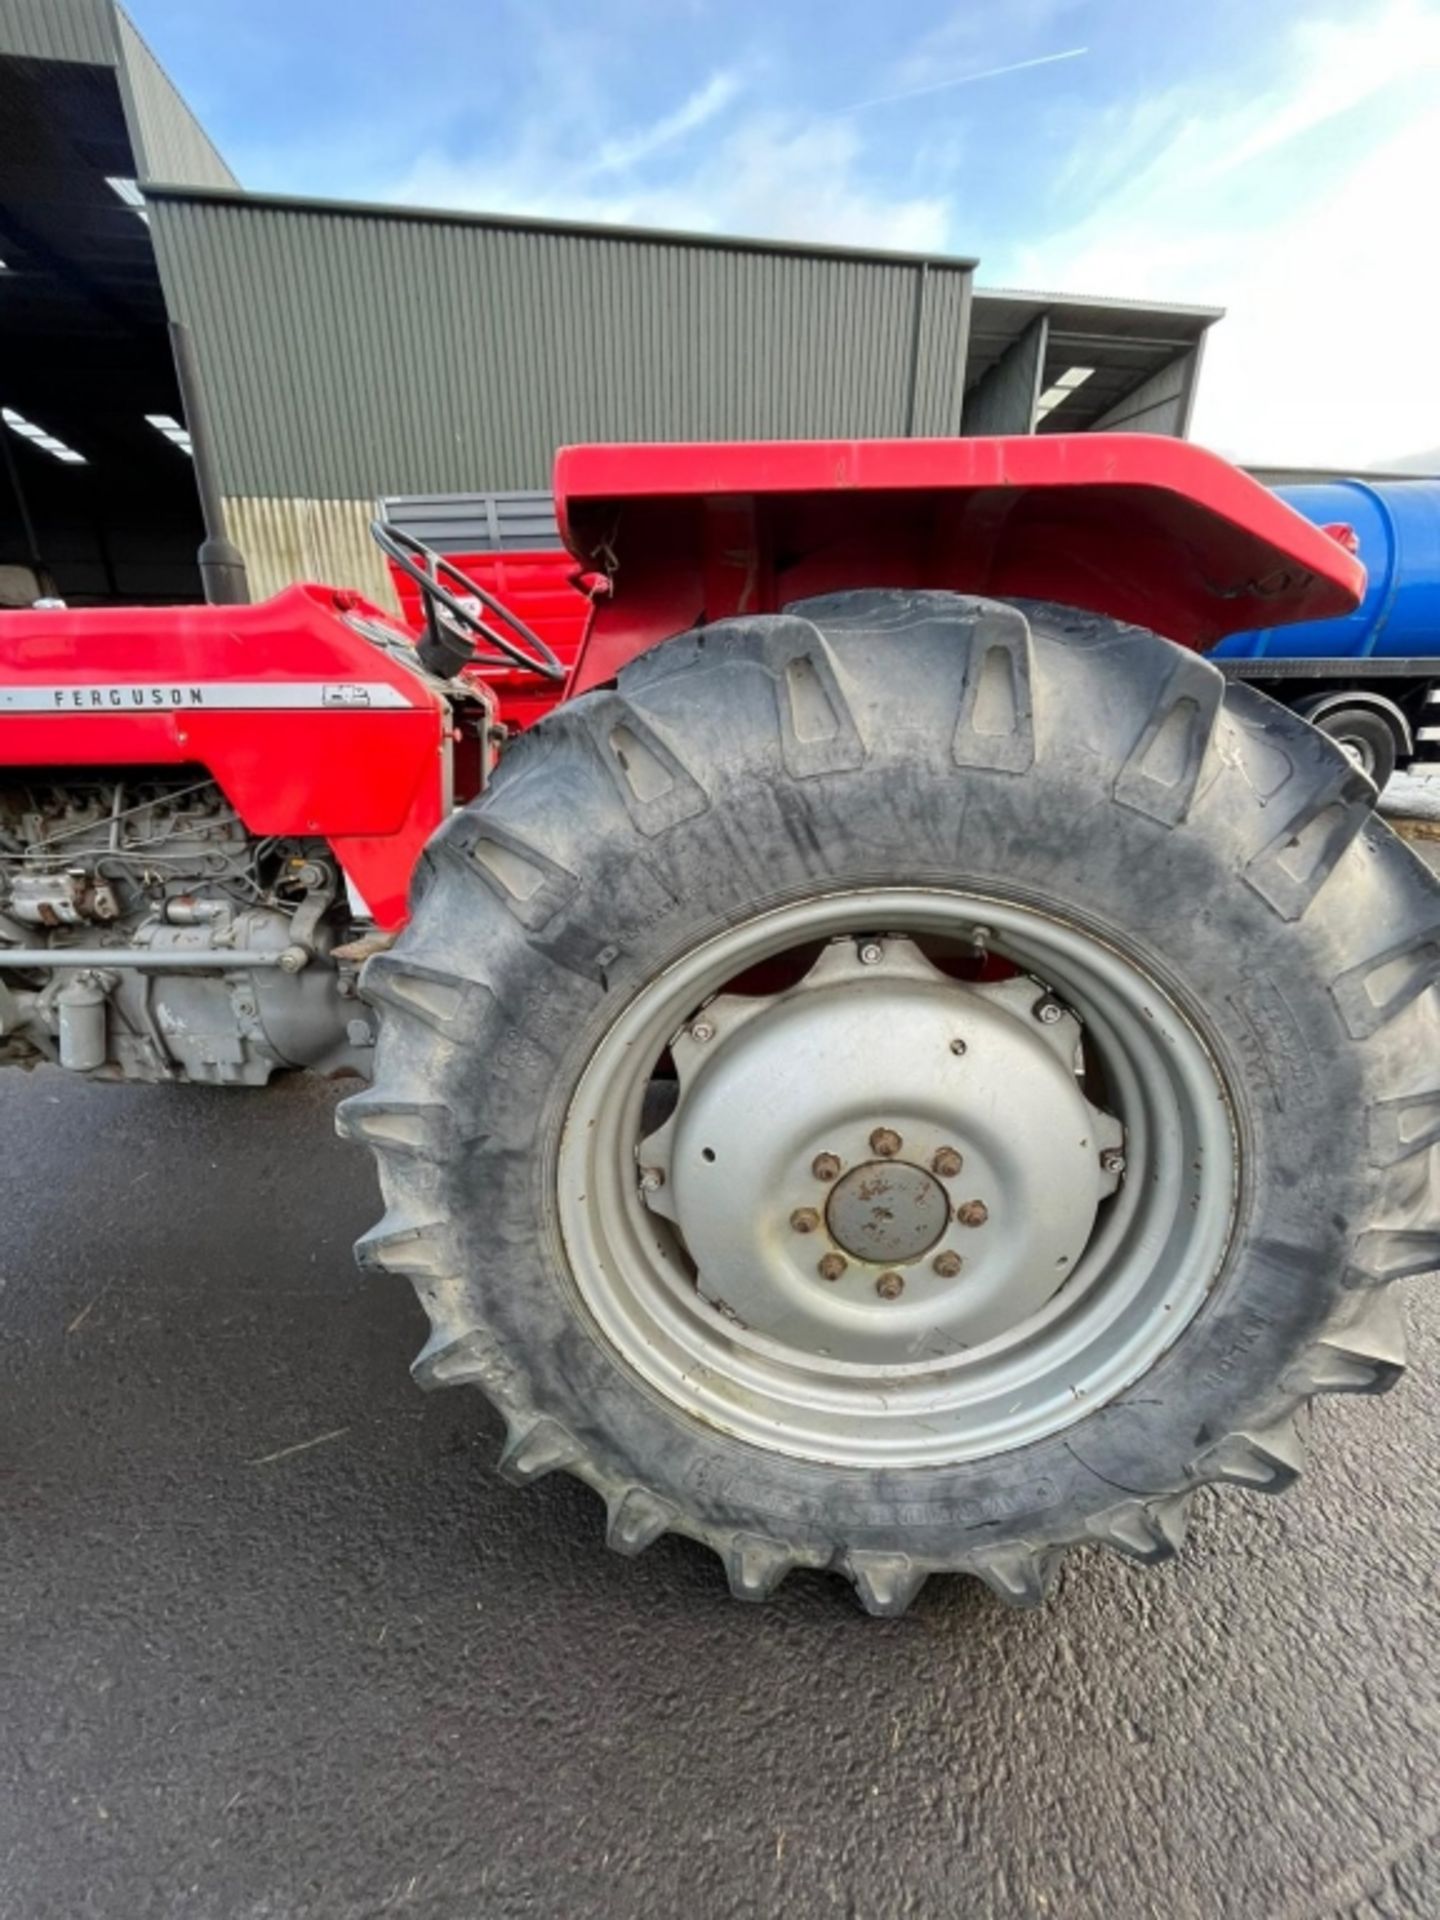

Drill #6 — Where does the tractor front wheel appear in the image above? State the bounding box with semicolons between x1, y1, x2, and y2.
343;592;1440;1613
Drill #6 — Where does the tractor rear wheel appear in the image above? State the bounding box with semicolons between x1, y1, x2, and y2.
343;592;1440;1614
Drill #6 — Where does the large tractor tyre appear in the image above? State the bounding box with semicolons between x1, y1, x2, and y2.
342;592;1440;1615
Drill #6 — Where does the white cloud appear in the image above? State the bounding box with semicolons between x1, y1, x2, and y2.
996;0;1440;466
392;107;951;251
379;7;1085;261
580;71;743;180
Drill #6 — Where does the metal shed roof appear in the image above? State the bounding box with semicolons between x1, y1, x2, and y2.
968;287;1221;434
0;1;236;189
144;180;978;270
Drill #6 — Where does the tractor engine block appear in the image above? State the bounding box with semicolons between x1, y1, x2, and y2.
0;771;373;1084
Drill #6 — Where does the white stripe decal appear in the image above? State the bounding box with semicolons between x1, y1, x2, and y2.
0;681;413;714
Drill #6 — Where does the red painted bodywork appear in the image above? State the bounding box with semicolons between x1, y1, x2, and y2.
387;548;591;731
1;437;1366;933
0;584;448;927
555;434;1365;696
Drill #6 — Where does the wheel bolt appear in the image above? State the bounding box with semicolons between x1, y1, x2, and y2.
932;1251;963;1278
690;1019;715;1044
956;1199;989;1228
870;1127;902;1158
931;1146;963;1179
858;940;884;966
818;1252;848;1282
875;1271;905;1300
949;1037;967;1056
812;1152;842;1182
790;1207;820;1234
1033;996;1064;1026
1100;1149;1126;1176
638;1166;665;1191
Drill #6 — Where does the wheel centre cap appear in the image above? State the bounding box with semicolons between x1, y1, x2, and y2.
826;1159;949;1264
649;944;1125;1363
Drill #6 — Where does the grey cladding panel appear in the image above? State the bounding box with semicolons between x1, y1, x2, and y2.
0;0;115;61
114;9;236;187
149;193;977;499
1090;348;1200;436
380;492;562;553
963;314;1048;435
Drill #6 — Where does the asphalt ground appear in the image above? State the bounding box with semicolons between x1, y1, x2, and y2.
3;979;1439;1918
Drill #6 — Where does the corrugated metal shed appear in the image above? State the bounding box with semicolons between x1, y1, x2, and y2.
112;9;236;188
968;289;1220;436
147;186;979;500
0;1;237;188
1090;344;1205;435
963;314;1048;435
223;496;397;610
0;0;116;63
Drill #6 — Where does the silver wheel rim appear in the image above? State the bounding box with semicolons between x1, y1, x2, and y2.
558;889;1238;1468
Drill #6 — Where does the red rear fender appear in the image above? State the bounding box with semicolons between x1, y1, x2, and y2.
553;435;1365;693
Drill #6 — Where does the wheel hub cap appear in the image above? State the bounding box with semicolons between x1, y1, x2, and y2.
641;938;1123;1363
826;1161;949;1264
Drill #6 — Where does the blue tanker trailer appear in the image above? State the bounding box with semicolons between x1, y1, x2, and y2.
1213;476;1440;787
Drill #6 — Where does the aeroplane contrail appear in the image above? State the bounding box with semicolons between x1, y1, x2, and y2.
835;46;1089;115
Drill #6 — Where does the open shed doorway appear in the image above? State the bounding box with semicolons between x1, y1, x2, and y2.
0;49;203;607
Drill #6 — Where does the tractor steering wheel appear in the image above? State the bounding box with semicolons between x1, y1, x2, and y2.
370;520;565;684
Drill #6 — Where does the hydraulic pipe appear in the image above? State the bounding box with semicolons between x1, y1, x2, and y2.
0;948;292;970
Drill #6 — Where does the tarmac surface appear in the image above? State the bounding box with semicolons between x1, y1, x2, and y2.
3;1049;1440;1918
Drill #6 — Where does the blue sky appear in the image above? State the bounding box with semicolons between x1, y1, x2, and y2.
128;0;1440;465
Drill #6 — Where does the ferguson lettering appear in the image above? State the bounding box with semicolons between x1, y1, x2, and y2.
53;687;205;709
0;682;410;713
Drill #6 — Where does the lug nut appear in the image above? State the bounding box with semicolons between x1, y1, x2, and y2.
870;1127;902;1158
949;1037;968;1056
858;940;885;966
932;1251;963;1278
790;1207;821;1234
1100;1149;1127;1176
1033;996;1064;1026
875;1271;905;1300
812;1152;842;1182
689;1019;715;1044
638;1165;665;1191
818;1252;848;1282
931;1146;963;1179
956;1199;989;1228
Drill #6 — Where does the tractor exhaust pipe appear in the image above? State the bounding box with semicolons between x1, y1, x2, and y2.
168;321;250;606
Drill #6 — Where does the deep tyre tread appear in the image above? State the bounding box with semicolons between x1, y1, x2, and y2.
344;591;1440;1615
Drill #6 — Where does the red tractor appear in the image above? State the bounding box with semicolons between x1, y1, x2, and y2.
3;436;1435;1615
